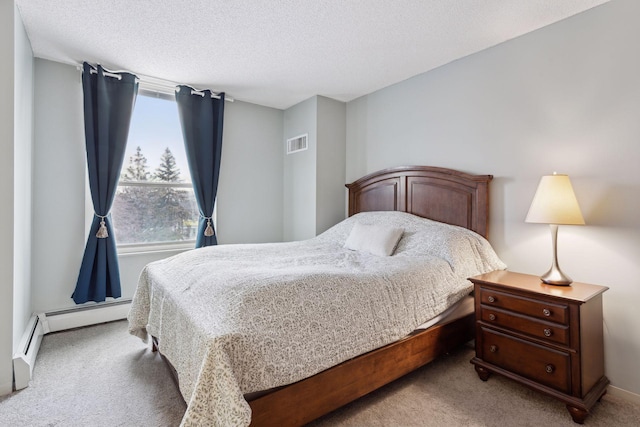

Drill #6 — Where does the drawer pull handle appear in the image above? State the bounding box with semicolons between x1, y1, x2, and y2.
546;364;555;374
488;296;496;303
543;328;553;337
488;314;496;321
543;308;551;317
489;345;498;353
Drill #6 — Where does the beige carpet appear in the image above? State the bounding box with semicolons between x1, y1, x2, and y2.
1;320;639;426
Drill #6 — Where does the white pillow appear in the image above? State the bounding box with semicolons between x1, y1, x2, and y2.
344;222;404;256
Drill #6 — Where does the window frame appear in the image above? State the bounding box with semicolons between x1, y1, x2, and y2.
108;88;201;254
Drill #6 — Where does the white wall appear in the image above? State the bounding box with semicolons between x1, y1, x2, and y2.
0;0;16;396
31;58;285;313
346;0;640;394
12;0;34;353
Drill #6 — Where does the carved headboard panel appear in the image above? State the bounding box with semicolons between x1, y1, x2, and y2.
345;166;492;238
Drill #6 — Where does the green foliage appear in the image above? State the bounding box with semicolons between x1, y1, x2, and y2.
154;147;181;182
112;147;198;244
122;146;150;182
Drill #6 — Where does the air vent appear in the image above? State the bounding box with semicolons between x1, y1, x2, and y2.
286;134;308;154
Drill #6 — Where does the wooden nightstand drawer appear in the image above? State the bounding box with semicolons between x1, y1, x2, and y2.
479;287;569;325
480;327;571;394
470;271;609;424
480;306;570;346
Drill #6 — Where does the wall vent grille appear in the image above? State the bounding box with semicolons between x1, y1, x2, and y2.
286;134;308;154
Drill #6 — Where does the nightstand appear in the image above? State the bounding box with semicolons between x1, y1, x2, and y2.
469;270;609;424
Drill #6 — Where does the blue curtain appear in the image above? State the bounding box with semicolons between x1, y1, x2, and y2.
175;86;225;248
72;63;138;304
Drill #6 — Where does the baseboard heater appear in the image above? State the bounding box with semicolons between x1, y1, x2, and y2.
12;299;131;390
12;314;45;390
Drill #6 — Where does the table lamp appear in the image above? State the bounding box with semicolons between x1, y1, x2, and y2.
525;173;585;285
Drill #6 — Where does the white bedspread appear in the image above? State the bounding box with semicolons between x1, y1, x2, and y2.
128;211;505;426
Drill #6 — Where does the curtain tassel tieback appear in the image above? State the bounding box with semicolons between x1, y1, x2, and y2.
96;215;109;238
204;217;215;237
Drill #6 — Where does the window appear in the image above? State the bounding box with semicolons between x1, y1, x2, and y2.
111;92;199;251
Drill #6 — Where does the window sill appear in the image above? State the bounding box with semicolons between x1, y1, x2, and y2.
117;242;195;256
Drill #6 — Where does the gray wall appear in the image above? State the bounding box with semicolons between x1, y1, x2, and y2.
31;59;85;313
0;3;34;396
31;58;285;313
0;0;16;396
283;97;317;241
12;0;34;354
316;96;346;235
283;96;346;240
218;100;284;244
346;0;639;394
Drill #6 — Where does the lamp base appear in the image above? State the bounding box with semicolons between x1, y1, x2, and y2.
540;267;573;286
539;223;573;286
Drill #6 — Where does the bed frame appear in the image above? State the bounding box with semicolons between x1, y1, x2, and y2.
247;165;493;426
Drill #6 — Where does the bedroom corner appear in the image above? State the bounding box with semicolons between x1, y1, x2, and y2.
28;59;286;323
0;1;35;396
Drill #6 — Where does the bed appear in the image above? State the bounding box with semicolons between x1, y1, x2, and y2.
128;165;505;426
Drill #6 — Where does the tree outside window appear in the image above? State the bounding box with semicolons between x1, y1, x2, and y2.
111;94;199;248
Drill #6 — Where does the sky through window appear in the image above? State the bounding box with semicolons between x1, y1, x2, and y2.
125;94;190;183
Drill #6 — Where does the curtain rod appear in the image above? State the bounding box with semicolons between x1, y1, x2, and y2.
89;68;122;80
82;64;234;102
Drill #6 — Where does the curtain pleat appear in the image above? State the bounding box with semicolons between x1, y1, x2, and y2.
175;86;225;248
72;62;138;304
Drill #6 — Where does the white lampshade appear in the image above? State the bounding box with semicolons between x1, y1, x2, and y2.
525;174;585;225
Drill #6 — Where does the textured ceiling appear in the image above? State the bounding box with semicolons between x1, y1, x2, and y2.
16;0;609;110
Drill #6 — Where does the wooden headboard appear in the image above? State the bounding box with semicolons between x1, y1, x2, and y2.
345;166;492;238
